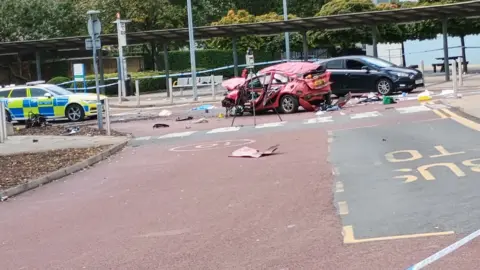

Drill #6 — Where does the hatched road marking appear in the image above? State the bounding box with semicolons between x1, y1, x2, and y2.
304;116;334;124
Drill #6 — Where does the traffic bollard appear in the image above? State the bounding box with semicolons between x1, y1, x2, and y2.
458;57;463;87
451;59;458;96
105;98;111;136
420;60;426;86
135;80;140;107
0;102;7;143
118;80;122;103
169;78;174;104
211;74;216;101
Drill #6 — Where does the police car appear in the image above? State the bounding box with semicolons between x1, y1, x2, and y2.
0;81;107;122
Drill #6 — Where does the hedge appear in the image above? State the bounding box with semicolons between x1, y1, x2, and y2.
48;70;206;96
145;49;281;77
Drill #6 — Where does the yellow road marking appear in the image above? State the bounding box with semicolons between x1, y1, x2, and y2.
433;109;448;118
442;108;480;132
338;201;349;215
342;225;454;244
335;182;344;193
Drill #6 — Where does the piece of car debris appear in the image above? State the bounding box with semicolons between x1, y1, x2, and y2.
192;118;208;124
153;123;169;129
229;144;279;158
176;116;193;121
158;109;172;117
32;139;38;143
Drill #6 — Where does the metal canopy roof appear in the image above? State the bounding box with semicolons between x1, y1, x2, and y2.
1;0;480;55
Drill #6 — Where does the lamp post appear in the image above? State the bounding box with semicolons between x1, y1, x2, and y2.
186;0;198;101
87;10;103;129
283;0;290;60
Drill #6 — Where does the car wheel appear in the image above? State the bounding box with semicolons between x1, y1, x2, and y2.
279;94;299;114
376;78;394;95
5;110;11;122
66;104;85;122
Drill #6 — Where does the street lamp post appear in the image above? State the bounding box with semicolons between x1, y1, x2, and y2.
186;0;198;101
87;10;103;129
283;0;290;60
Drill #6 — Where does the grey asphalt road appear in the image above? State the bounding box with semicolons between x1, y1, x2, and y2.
331;117;480;241
3;100;480;269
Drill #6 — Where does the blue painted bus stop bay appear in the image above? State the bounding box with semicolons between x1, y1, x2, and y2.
330;117;480;242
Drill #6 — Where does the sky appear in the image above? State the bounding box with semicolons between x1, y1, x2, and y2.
402;34;480;66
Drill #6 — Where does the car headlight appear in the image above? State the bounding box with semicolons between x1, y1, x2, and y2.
390;71;410;77
83;100;97;104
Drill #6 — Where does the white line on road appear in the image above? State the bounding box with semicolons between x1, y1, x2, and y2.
207;127;241;134
396;105;431;114
134;136;151;141
350;111;381;119
158;131;197;139
304;116;334;124
254;122;287;128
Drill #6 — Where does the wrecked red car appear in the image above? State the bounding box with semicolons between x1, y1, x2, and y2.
221;62;332;116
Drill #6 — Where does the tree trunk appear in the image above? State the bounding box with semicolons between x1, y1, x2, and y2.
150;41;157;71
401;41;406;67
460;35;467;73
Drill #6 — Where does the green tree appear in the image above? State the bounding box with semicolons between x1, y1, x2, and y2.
308;0;376;50
205;10;303;57
0;0;83;42
83;0;187;70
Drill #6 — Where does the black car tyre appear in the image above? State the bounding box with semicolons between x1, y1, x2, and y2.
376;78;394;95
279;94;299;114
5;110;12;122
66;103;85;122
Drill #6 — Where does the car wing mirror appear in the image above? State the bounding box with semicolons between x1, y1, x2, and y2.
44;93;53;98
361;66;370;73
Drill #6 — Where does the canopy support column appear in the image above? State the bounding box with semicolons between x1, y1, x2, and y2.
232;37;238;77
442;19;450;81
371;26;378;58
302;32;308;61
35;51;42;80
163;43;170;97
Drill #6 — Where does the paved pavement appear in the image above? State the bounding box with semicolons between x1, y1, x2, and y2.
0;135;127;155
2;99;480;269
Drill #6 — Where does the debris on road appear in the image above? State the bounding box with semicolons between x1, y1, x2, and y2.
158;109;173;117
191;104;215;111
0;146;111;191
229;144;279;158
192;118;208;124
64;126;80;135
176;116;194;122
382;96;396;104
153;123;170;129
358;92;383;103
418;90;432;101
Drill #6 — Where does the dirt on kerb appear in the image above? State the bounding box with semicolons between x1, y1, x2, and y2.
13;125;128;137
0;146;111;191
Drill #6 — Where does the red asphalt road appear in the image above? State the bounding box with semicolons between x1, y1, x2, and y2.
2;117;480;269
112;99;422;137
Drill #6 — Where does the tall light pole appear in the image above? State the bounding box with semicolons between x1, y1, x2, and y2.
186;0;198;101
283;0;290;60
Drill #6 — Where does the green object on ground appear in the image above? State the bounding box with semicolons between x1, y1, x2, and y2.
383;96;394;104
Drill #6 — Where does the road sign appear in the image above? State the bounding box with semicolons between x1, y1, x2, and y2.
117;21;127;47
87;18;102;37
85;38;101;50
73;63;85;82
246;55;255;69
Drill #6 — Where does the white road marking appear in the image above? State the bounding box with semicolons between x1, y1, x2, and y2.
207;127;241;134
304;116;334;124
396;105;431;114
134;136;151;141
255;122;287;128
158;131;197;139
350;111;381;119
